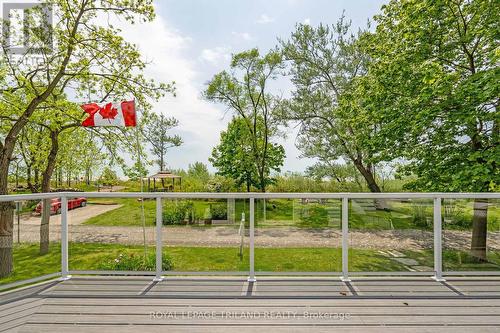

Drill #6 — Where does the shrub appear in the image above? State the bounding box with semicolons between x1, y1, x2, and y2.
163;209;186;225
210;203;227;220
411;202;430;228
98;252;173;271
444;211;471;229
443;202;471;229
162;200;195;225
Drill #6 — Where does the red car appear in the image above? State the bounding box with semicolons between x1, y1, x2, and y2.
35;197;87;215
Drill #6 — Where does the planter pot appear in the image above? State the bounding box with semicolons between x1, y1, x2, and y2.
212;219;229;225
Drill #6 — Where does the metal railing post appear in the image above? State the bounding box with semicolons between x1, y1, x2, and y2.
248;197;256;282
341;197;350;281
60;195;71;280
154;197;164;282
433;197;444;281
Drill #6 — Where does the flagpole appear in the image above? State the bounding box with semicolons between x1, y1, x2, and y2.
136;108;148;262
80;99;148;261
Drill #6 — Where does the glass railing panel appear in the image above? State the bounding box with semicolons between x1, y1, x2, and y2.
68;195;155;272
348;198;434;273
254;198;342;273
1;197;61;286
161;198;249;272
442;198;500;272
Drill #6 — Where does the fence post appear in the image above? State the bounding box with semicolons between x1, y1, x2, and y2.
154;197;164;282
248;197;256;282
433;197;444;281
341;197;350;281
60;196;71;280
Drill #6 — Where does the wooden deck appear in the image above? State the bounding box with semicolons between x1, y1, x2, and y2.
1;276;500;332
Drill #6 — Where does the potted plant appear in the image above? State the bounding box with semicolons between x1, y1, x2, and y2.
210;203;228;225
203;207;212;225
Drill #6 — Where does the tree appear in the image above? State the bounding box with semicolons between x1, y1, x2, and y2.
210;117;284;191
100;167;118;187
210;117;257;192
17;123;48;192
204;49;285;191
187;162;210;183
364;0;499;260
0;0;173;277
77;132;106;186
141;112;182;171
306;162;364;191
22;97;114;254
279;18;386;197
124;161;149;182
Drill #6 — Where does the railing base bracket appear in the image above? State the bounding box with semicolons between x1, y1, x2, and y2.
432;276;446;282
59;275;72;281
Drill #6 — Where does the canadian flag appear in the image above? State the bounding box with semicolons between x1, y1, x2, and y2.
81;100;136;127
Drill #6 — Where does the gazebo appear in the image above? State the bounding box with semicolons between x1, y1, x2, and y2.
145;171;182;192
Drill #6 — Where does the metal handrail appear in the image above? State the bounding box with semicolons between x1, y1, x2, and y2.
0;191;499;201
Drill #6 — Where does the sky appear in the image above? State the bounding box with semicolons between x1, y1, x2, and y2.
118;0;387;174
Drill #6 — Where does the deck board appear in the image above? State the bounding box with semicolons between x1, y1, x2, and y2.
1;276;500;332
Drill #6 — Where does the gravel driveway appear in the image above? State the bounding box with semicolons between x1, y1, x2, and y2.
13;223;500;252
17;203;122;226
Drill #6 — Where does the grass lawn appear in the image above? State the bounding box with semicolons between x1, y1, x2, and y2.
85;198;157;226
2;242;499;286
84;198;258;227
83;198;500;232
406;248;500;271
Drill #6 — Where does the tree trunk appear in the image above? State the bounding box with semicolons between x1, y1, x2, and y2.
85;167;90;185
15;162;19;188
0;201;14;278
39;130;59;255
57;168;61;187
34;168;40;190
0;139;16;277
258;168;266;193
352;159;387;210
470;198;488;262
353;160;381;193
40;199;51;255
27;165;32;190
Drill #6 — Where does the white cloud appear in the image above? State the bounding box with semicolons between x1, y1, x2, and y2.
256;14;275;24
199;46;231;66
112;10;228;171
303;18;311;25
103;7;313;174
231;31;253;41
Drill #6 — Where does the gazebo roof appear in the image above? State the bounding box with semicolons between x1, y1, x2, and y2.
147;171;181;179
